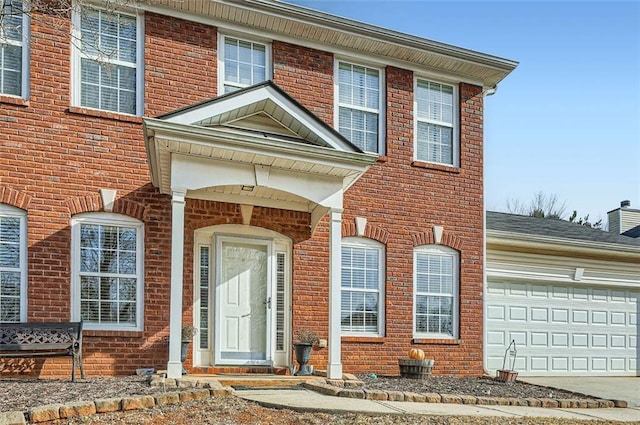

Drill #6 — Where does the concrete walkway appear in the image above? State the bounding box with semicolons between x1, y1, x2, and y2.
237;388;640;422
520;377;640;407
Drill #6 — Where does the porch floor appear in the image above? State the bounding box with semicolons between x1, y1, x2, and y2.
181;373;313;388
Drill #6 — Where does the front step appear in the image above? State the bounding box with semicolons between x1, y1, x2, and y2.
185;373;312;388
190;366;290;375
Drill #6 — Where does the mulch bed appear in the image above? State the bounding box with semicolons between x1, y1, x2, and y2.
357;374;597;400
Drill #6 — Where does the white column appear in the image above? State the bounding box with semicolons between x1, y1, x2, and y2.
167;189;186;379
327;208;343;379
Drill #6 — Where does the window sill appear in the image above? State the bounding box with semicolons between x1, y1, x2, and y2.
0;95;29;107
412;338;461;345
67;106;143;123
342;336;385;344
84;330;144;338
412;160;461;174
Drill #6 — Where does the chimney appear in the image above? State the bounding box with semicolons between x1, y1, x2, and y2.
608;200;640;236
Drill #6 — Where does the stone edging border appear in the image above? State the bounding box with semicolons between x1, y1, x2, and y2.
0;378;234;425
303;376;628;409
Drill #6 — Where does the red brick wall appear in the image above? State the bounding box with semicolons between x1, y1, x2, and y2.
0;9;485;378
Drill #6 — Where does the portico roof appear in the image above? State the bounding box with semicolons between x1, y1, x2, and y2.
143;82;378;227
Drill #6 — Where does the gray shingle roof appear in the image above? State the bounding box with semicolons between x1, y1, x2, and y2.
623;225;640;239
486;211;640;247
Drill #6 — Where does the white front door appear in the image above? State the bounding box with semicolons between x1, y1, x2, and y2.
214;236;271;365
193;226;291;369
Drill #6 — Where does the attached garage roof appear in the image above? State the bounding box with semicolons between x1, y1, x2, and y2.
487;211;640;247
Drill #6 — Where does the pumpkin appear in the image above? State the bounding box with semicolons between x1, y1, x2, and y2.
408;348;425;360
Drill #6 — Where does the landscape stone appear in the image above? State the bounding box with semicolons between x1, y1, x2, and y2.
177;379;196;388
585;400;600;409
423;393;442;403
439;394;462;404
539;398;559;408
0;411;26;425
94;398;122;413
59;401;96;418
338;389;365;399
507;398;528;406
121;395;155;410
403;392;426;402
28;404;62;423
344;380;364;388
363;389;387;401
493;397;510;406
475;397;497;405
342;373;358;381
459;395;477;405
386;391;405;401
524;398;541;407
597;400;615;408
155;392;180;405
613;399;628;408
326;379;345;387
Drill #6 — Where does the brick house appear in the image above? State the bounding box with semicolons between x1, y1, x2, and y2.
0;0;517;379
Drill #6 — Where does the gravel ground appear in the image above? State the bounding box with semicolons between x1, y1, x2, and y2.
358;374;598;400
0;375;625;425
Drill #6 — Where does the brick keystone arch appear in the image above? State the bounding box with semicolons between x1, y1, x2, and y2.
410;229;463;251
0;186;32;210
66;194;146;221
342;220;390;244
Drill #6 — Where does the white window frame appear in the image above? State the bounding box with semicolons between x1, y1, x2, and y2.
334;59;385;155
413;245;459;339
0;0;29;98
414;77;459;167
0;203;27;322
70;212;144;331
217;33;271;96
341;237;385;337
71;5;144;116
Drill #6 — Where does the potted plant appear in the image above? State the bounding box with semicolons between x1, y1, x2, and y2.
292;329;319;376
180;324;198;375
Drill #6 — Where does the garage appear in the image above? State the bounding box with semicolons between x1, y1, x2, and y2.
485;211;640;377
485;280;639;376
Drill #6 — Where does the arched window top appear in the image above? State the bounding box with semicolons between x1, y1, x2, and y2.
72;212;143;226
0;203;26;216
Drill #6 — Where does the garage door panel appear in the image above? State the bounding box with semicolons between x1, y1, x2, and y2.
486;281;639;376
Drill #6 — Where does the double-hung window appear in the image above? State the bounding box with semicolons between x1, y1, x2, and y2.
336;61;383;154
341;238;384;336
220;35;268;94
0;0;28;97
71;213;144;330
414;245;458;339
415;79;457;166
0;204;26;322
73;6;142;115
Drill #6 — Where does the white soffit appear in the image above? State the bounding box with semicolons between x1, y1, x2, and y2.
142;0;518;88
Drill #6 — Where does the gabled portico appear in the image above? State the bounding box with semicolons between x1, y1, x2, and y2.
143;82;377;379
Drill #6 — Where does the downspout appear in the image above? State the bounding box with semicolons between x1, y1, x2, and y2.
482;85;497;376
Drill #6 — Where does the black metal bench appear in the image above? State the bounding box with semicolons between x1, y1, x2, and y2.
0;321;85;382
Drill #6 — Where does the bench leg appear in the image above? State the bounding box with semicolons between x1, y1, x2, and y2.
72;356;76;382
79;355;85;379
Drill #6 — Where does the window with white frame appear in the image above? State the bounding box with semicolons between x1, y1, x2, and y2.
414;245;458;338
341;238;384;336
71;213;143;330
73;6;142;115
0;204;26;322
415;79;457;166
336;61;383;153
0;0;28;97
220;35;268;94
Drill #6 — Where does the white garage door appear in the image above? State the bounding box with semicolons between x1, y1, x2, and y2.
486;281;639;376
